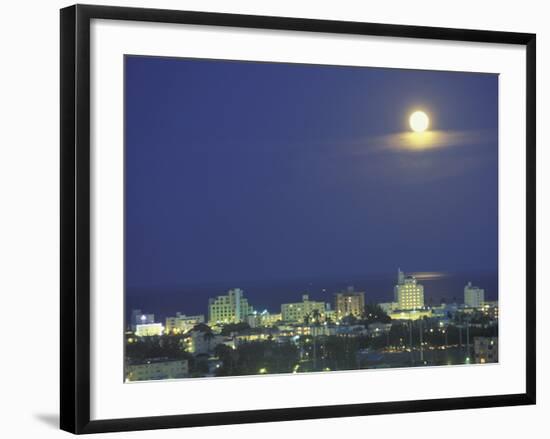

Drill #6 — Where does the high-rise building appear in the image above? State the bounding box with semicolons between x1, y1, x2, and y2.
281;294;328;323
335;286;365;320
394;268;424;310
464;282;485;308
208;288;253;324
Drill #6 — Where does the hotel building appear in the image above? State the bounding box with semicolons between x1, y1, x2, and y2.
281;294;328;323
388;309;432;321
135;322;164;337
394;268;424;310
165;313;205;334
208;288;253;325
247;310;282;328
464;282;485;308
335;287;365;320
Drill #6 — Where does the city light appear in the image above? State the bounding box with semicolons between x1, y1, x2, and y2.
125;271;498;381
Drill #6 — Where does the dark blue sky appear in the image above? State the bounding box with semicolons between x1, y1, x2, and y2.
125;56;498;296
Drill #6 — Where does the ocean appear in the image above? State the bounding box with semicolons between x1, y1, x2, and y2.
126;270;498;322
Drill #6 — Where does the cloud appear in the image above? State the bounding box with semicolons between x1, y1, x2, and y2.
315;128;498;184
362;129;494;152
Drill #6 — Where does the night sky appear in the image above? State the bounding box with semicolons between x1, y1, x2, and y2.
125;56;498;315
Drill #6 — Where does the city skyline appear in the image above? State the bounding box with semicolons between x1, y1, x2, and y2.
124;56;499;381
126;268;499;381
129;269;492;328
126;269;498;321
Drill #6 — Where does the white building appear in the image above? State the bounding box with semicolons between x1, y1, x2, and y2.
185;325;234;355
281;294;329;323
165;313;205;334
388;309;432;321
247;310;282;328
135;322;164;337
185;328;214;355
379;302;399;314
208;288;253;325
464;282;485;308
394;268;424;310
126;359;188;381
129;309;155;330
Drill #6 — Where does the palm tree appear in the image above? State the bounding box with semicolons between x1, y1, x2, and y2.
309;309;324;370
311;309;322;325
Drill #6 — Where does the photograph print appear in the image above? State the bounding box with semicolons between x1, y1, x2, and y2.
124;56;499;382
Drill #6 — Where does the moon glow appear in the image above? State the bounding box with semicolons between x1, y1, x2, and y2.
409;111;429;133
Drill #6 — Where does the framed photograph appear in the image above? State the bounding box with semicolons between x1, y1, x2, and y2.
60;4;536;434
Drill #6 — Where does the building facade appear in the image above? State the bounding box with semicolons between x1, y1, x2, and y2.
379;302;399;314
135;322;164;337
208;288;253;324
464;282;485;308
481;301;499;321
335;287;365;320
473;336;498;364
388;309;432;321
394;268;424;310
126;359;189;381
247;310;282;328
281;294;328;323
129;309;155;330
185;326;235;355
165;313;205;334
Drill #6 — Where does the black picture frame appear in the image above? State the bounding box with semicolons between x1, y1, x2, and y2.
60;4;536;434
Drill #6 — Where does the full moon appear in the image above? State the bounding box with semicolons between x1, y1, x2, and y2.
409;111;429;133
